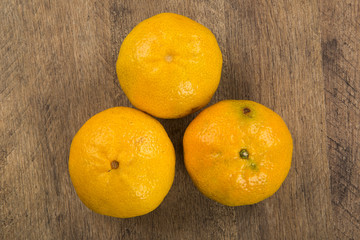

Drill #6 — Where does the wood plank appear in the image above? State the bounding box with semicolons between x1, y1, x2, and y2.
320;1;360;239
223;0;333;239
1;0;115;239
109;1;236;239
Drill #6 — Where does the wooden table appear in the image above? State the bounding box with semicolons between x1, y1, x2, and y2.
1;1;359;239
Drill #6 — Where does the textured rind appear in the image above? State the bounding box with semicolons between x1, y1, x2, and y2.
183;100;293;206
116;13;223;119
69;107;175;218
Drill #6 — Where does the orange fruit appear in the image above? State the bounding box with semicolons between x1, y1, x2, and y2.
69;107;175;218
116;13;222;119
183;100;293;206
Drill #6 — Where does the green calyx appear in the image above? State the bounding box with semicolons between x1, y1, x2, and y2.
239;149;249;159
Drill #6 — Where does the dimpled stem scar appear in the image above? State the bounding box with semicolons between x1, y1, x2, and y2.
243;108;251;114
111;160;119;169
165;55;173;62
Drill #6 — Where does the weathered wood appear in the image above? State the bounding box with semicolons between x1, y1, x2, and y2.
320;1;360;239
1;0;359;239
222;1;332;239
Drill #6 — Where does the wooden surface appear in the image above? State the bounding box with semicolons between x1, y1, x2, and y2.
1;0;359;239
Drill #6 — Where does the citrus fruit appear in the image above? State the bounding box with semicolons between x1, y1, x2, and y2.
69;107;175;218
116;13;223;119
183;100;293;206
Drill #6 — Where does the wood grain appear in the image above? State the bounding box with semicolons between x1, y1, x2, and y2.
320;1;360;239
1;0;359;239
